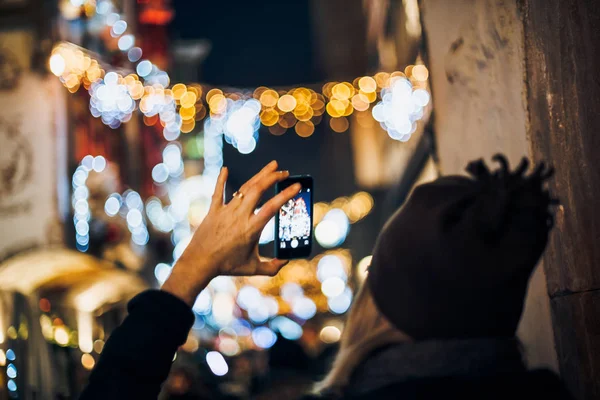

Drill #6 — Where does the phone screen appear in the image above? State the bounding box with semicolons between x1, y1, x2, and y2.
275;176;313;259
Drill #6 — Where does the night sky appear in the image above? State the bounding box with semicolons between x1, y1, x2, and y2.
171;0;321;86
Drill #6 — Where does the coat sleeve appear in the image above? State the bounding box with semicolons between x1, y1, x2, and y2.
79;290;195;400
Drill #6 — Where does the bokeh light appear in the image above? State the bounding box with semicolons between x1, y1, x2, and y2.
206;351;228;376
252;327;277;349
315;208;350;248
81;353;95;370
320;325;342;343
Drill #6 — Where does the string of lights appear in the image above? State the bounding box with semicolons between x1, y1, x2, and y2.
50;41;430;148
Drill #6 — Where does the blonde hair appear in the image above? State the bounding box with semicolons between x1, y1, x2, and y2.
314;283;411;396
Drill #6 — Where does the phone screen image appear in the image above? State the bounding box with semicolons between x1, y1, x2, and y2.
275;176;313;259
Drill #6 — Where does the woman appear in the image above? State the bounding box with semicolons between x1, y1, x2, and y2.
79;157;571;399
303;155;570;399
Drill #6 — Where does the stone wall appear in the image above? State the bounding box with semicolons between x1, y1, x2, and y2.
522;0;600;398
420;0;558;371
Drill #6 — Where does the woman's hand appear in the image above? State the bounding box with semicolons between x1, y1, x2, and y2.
162;160;301;305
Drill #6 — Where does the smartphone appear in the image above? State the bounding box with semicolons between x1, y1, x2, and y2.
275;175;313;259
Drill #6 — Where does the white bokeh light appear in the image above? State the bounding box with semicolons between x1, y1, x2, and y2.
104;195;121;216
292;297;317;320
151;163;169;183
206;351;228;376
192;290;212;315
252;327;277;349
372;76;429;141
328;287;353;314
89;72;135;127
321;276;346;298
317;255;347;282
315;208;350;248
154;263;172;284
270;316;303;340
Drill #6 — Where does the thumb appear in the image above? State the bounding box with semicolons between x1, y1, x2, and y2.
256;258;289;277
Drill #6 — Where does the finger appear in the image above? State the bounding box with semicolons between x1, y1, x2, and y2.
243;170;290;210
210;167;228;210
236;160;278;197
252;183;301;229
255;258;290;276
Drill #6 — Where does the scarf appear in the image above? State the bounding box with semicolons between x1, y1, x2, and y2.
346;337;525;396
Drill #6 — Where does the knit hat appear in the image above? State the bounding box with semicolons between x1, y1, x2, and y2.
367;155;557;340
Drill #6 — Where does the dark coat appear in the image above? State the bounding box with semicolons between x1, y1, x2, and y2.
301;337;571;400
301;370;569;400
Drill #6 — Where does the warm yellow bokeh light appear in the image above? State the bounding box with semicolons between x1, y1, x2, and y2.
260;108;280;126
322;82;335;98
342;103;354;117
279;113;297;128
209;94;227;114
172;83;187;100
326;102;342;118
54;326;69;346
358;76;377;93
295;107;314;122
374;72;390;88
268;125;287;136
330;116;349;133
295;121;315;138
206;88;223;102
330;99;348;113
253;86;268;99
351;95;370;112
320;325;341;343
313;202;329;225
187;85;202;99
49;53;66;76
180;106;196;120
332;83;352;100
86;64;102;82
181;119;196;133
391;71;407;81
345;191;374;222
180;91;197;108
412;65;429;81
278;94;297;112
260;90;279;108
129;82;145;100
360;90;378;103
81;353;95;370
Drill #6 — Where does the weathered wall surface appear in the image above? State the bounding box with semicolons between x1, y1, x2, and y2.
522;0;600;398
421;0;558;371
0;31;67;261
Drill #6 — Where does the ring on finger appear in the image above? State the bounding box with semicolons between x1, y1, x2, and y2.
233;191;244;200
